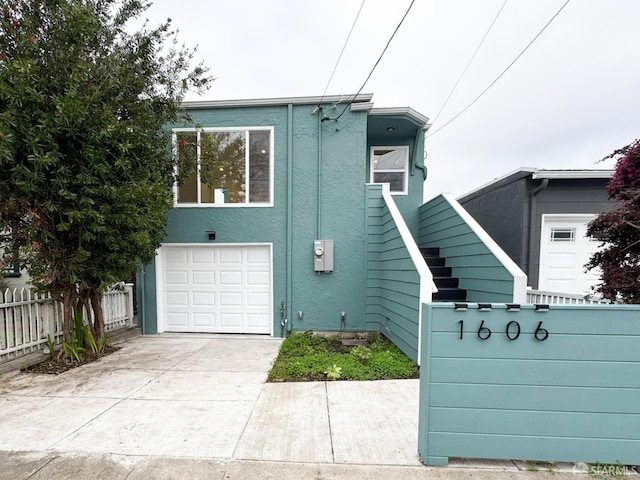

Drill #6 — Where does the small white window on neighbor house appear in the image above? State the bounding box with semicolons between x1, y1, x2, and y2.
173;127;273;206
370;146;409;194
550;228;576;242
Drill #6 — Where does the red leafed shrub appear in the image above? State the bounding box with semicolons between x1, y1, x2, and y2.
587;139;640;303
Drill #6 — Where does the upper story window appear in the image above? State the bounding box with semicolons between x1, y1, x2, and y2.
370;146;409;194
173;127;273;206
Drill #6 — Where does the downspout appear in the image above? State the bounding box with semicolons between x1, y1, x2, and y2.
528;177;549;287
411;128;428;180
284;103;294;336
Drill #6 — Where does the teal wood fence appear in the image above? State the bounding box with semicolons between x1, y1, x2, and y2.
418;194;526;303
418;302;640;466
366;184;434;361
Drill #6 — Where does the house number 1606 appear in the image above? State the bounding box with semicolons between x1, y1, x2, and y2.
457;320;549;341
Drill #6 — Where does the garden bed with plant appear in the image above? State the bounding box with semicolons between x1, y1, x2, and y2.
268;331;419;382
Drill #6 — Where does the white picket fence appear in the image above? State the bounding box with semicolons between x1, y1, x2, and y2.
526;289;611;305
0;284;135;363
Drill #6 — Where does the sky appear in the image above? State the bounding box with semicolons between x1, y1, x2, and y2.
142;0;640;200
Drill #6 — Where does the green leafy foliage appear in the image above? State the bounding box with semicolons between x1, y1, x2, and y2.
268;331;419;382
0;0;211;348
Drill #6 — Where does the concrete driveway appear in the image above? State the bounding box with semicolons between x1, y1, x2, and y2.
0;334;420;463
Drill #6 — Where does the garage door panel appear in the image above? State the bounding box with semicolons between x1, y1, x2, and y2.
219;271;243;286
161;245;271;334
219;292;242;306
247;292;269;307
165;270;188;285
220;313;242;327
247;271;270;286
247;248;270;264
192;271;216;285
192;248;215;264
247;314;270;328
193;313;216;327
192;291;215;306
165;249;189;264
166;291;189;307
166;312;189;327
220;249;243;264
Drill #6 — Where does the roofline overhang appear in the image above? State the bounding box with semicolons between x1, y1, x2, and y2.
181;93;374;109
532;170;614;179
369;106;429;128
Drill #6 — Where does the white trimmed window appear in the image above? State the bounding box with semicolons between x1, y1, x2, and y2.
173;127;273;206
370;146;409;194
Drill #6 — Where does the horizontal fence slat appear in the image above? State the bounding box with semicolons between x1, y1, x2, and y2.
430;383;640;414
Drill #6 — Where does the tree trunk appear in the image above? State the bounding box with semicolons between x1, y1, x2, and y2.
61;285;77;345
78;290;96;338
89;290;105;341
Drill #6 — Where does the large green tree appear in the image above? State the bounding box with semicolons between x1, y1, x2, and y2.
0;0;210;345
587;139;640;303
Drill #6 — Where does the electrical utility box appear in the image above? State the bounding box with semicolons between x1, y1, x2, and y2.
313;240;334;273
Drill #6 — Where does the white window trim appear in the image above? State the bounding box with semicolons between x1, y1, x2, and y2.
172;126;274;208
369;145;409;195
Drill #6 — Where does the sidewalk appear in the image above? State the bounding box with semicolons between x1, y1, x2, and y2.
0;334;585;479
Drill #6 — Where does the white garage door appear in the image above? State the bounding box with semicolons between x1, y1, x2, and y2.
538;215;601;295
158;245;272;334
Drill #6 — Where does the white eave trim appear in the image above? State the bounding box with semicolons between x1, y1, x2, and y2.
369;107;429;127
350;102;374;112
182;93;374;109
532;170;614;179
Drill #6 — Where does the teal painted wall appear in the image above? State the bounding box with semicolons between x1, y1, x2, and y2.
418;195;514;302
366;184;421;361
141;102;372;334
418;303;640;466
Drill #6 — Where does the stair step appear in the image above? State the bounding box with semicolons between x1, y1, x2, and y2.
429;266;452;277
424;256;446;267
433;288;467;302
433;277;459;288
420;247;440;257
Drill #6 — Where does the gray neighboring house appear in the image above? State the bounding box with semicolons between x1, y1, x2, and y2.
457;168;617;295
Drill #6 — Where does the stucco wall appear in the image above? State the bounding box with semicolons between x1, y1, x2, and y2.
140;102;371;334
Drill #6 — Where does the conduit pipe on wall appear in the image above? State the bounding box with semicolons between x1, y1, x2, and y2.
317;107;323;239
285;103;294;335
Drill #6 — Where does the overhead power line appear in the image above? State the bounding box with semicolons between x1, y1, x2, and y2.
427;0;572;138
318;0;366;107
335;0;416;121
431;0;510;128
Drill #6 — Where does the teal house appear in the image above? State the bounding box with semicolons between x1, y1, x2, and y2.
138;94;525;360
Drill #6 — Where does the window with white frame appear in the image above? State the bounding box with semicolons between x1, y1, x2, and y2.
370;146;409;194
173;127;273;206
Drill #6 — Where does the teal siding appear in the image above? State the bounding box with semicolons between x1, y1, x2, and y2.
419;195;515;302
418;303;640;466
366;185;421;361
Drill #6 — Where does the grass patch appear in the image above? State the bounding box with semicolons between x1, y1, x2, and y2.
268;331;419;382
